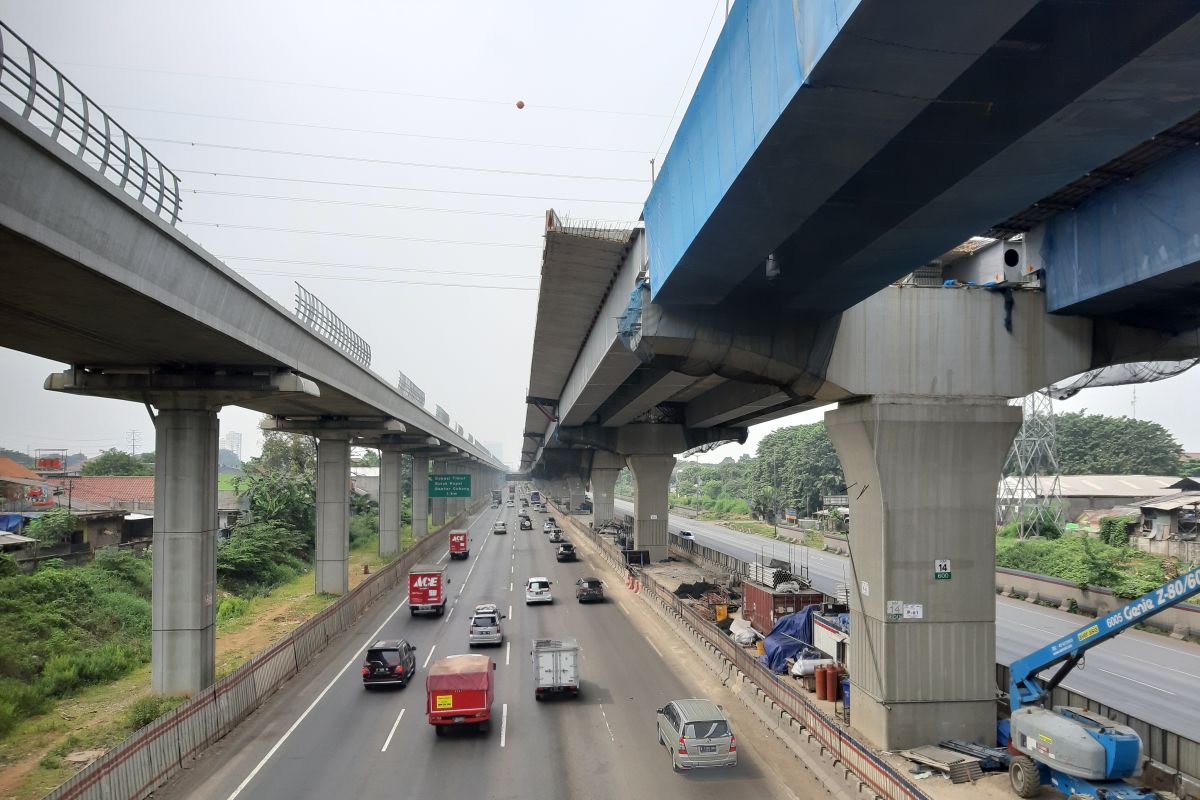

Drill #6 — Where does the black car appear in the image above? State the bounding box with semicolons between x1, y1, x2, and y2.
520;517;533;530
575;577;604;603
556;543;577;562
362;639;416;688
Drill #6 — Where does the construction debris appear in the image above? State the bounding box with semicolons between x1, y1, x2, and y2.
899;745;985;784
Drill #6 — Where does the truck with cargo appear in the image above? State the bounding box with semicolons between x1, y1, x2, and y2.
426;654;496;735
491;489;502;507
531;638;580;699
409;564;449;617
741;580;824;635
448;530;470;560
529;490;541;505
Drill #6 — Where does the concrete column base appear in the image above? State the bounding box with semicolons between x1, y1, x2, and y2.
627;454;675;564
826;396;1020;751
379;447;403;557
152;406;218;694
315;435;350;595
412;455;429;538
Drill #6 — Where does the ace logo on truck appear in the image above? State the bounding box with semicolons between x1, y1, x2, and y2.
413;576;440;588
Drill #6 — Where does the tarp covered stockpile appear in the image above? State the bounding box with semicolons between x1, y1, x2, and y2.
426;654;492;691
760;605;816;673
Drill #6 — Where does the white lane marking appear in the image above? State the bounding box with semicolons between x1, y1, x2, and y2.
437;550;448;564
1094;667;1176;695
508;605;512;619
446;606;455;621
510;582;513;592
423;644;437;669
511;564;514;574
380;708;406;752
599;703;615;741
225;595;412;800
456;527;491;596
647;639;665;660
506;641;511;666
500;703;508;748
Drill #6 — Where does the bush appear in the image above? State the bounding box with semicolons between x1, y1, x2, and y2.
0;553;19;578
349;512;379;549
38;643;144;698
1099;515;1135;547
124;695;184;731
217;522;308;597
216;595;250;624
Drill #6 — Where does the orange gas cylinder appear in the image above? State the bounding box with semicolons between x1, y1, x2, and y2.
826;666;840;702
815;665;829;701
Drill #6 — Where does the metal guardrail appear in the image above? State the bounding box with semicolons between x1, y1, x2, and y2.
0;21;182;225
293;283;373;368
552;504;928;800
40;508;478;800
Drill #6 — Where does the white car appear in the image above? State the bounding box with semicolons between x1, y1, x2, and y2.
493;520;507;534
507;499;514;507
468;606;505;647
525;577;553;605
678;530;695;541
543;520;555;534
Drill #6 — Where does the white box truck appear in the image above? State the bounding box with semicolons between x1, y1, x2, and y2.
531;638;579;700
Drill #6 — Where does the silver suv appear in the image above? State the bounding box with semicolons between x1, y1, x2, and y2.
655;699;737;771
467;604;505;646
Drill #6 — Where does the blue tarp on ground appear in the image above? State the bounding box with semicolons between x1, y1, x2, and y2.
760;605;817;673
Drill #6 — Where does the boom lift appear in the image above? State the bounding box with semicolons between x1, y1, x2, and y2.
1006;564;1200;799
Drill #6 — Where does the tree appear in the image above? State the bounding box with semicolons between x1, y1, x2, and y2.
1055;412;1184;475
234;424;317;536
354;449;380;467
218;449;242;469
750;422;845;516
81;449;154;476
1181;459;1200;478
25;507;79;546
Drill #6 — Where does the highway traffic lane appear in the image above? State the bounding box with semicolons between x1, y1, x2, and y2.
153;503;503;800
614;499;1200;740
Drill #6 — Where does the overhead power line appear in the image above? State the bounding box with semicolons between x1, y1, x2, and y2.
219;255;539;280
237;271;538;291
111;104;654;155
176;169;644;205
149;137;645;183
654;0;725;163
190;190;544;218
183;221;539;248
67;61;670;118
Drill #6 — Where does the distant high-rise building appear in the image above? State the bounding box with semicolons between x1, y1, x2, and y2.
221;431;243;460
482;440;505;465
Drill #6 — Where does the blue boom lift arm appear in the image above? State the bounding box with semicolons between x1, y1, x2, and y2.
1009;563;1200;712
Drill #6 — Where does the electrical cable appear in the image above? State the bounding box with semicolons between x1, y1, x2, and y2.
653;0;724;163
236;271;537;291
149;137;645;182
174;169;644;205
110;104;654;155
182;221;538;248
219;255;538;280
65;61;670;118
188;190;542;219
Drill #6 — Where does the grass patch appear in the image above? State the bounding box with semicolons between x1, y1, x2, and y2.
723;520;778;539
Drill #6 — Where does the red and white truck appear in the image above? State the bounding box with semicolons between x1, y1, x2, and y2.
426;654;496;735
409;564;449;617
448;530;470;560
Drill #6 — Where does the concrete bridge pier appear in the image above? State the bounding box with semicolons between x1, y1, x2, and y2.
377;444;405;557
411;454;430;537
589;450;624;528
152;404;219;695
825;396;1021;750
314;434;351;596
625;454;676;563
431;460;448;528
566;474;588;514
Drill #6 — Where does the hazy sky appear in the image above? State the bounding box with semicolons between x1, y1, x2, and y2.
2;1;1198;468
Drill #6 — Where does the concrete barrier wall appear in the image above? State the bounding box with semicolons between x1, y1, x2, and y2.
42;506;478;800
996;567;1200;637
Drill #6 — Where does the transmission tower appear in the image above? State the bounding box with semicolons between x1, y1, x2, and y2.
998;392;1065;539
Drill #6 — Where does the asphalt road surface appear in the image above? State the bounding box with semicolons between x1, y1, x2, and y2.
614;498;1200;741
157;502;823;800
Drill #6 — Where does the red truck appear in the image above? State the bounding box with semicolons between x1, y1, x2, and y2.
741;580;824;635
426;654;496;735
409;564;449;617
448;530;470;560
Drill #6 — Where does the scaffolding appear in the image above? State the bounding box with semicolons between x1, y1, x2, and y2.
998;392;1065;538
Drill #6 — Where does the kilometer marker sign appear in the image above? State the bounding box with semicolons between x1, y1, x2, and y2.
934;559;952;580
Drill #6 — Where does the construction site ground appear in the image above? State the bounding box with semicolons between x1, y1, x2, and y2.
641;557;1015;800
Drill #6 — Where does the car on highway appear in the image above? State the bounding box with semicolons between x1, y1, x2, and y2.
543;520;555;534
520;517;533;530
507;499;514;507
493;520;507;535
656;699;737;771
555;543;577;562
575;577;604;603
362;639;417;689
548;530;564;543
678;530;695;541
468;606;505;647
525;576;553;605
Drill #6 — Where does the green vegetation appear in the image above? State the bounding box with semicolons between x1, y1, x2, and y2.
0;550;152;737
1054;411;1184;476
123;695;185;730
1099;515;1135;547
23;508;81;547
996;534;1180;599
81;449;155;476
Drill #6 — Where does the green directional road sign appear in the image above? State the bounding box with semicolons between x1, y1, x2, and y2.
429;474;472;498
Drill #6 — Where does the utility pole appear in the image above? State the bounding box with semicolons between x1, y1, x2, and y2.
127;429;140;456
